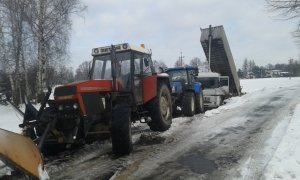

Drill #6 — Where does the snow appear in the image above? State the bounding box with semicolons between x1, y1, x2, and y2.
0;77;300;179
38;164;50;180
0;104;23;133
263;102;300;179
240;77;300;93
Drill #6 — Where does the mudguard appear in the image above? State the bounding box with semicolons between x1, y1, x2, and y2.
0;128;48;179
193;82;202;94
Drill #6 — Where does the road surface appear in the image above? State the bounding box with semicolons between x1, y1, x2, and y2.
2;80;300;180
36;82;300;180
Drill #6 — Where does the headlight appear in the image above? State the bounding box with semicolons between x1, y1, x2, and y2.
73;103;79;109
172;86;176;93
58;105;63;111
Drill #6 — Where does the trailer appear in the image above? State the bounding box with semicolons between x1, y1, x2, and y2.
200;25;241;96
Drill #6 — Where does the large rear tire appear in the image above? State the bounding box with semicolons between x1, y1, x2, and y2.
183;91;195;117
195;90;205;113
147;82;172;132
111;103;132;155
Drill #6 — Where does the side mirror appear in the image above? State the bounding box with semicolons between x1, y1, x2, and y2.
143;58;149;67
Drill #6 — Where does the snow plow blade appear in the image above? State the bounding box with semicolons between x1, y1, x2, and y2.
0;128;48;179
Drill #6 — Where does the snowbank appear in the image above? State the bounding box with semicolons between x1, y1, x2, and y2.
263;102;300;179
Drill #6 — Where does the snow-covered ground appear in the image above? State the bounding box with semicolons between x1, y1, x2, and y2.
0;104;23;133
263;102;300;179
239;77;300;179
237;78;300;179
0;77;300;179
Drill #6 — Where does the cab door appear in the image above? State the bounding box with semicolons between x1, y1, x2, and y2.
133;53;143;104
133;53;156;104
142;56;156;103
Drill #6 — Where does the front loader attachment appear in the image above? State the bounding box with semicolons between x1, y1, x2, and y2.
0;128;49;179
0;87;53;179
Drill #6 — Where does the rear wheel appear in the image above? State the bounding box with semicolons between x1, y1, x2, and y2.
183;91;195;117
195;90;205;113
111;103;132;155
148;82;172;132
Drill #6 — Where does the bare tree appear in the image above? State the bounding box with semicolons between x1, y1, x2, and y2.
174;57;184;67
0;0;30;104
266;0;300;40
25;0;86;102
190;57;201;67
75;61;90;80
153;60;168;72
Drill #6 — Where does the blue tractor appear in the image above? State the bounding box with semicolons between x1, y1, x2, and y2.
166;66;204;116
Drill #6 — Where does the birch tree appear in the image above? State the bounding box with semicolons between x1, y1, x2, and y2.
0;0;29;104
25;0;85;102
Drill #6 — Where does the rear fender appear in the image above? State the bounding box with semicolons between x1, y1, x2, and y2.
143;75;157;103
157;74;171;90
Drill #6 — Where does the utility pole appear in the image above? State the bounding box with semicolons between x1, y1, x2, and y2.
208;25;213;72
180;52;184;66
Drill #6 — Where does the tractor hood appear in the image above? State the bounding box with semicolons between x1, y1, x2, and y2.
54;80;113;101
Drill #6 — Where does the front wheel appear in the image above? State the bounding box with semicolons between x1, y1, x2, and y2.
147;83;172;132
195;91;205;113
111;103;132;155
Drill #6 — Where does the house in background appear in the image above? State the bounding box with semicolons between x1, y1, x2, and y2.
265;70;290;78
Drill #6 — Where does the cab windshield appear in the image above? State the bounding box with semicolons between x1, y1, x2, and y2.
168;70;187;83
196;77;219;88
92;52;131;80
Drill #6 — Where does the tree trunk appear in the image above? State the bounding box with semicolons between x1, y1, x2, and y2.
36;0;47;103
21;50;30;98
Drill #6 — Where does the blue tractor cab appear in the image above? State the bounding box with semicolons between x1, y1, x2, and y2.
166;66;204;116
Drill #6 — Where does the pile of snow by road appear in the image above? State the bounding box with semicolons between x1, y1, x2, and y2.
0;77;300;179
237;77;300;179
263;100;300;179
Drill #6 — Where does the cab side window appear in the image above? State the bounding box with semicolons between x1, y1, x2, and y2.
142;56;152;75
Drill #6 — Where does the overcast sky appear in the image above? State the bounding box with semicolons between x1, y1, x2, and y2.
69;0;299;69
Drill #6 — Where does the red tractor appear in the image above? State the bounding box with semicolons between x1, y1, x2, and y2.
0;43;173;178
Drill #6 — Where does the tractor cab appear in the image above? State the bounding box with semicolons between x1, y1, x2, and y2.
167;66;199;94
90;43;155;104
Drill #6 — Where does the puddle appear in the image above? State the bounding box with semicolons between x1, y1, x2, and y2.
177;153;217;174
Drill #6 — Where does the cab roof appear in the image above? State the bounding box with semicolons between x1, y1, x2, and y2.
166;66;198;72
92;43;151;56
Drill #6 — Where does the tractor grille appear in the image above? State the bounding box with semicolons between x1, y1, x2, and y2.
54;86;76;96
81;92;107;116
